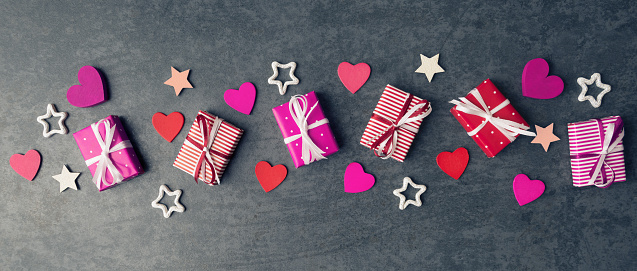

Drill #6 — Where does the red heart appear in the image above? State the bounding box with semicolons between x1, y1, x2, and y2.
10;150;41;181
255;161;287;192
436;147;469;180
152;112;184;142
337;62;371;94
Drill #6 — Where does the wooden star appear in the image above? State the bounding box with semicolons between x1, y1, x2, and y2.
531;123;560;152
164;67;193;96
415;53;444;82
52;165;80;192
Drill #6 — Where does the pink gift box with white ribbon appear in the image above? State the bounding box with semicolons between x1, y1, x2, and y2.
568;116;626;188
272;91;338;168
73;115;143;191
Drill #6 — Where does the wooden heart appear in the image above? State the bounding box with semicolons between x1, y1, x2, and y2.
152;112;184;142
10;150;41;181
436;147;469;180
255;161;287;192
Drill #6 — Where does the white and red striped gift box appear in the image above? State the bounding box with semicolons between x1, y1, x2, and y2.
173;111;243;185
567;116;626;187
360;85;430;162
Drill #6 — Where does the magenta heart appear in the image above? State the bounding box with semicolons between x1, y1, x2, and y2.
344;162;375;193
513;174;545;206
338;62;371;94
522;58;564;99
67;66;107;107
224;82;256;115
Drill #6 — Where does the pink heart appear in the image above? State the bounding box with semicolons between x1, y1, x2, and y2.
522;58;564;99
338;62;371;94
67;66;107;108
10;150;41;181
344;162;375;193
224;82;256;115
513;174;545;206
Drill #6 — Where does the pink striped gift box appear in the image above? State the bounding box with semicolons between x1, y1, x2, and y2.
173;111;243;186
360;85;432;162
567;116;625;188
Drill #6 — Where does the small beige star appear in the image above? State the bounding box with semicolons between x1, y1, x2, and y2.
164;67;193;96
52;165;80;192
531;123;560;152
415;53;445;82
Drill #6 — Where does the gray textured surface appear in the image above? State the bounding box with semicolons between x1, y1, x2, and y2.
1;0;636;270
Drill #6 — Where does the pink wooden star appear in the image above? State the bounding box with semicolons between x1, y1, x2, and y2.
164;67;193;96
531;123;560;152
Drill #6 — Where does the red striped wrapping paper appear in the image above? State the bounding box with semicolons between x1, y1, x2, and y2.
567;116;626;187
360;85;430;162
173;111;243;185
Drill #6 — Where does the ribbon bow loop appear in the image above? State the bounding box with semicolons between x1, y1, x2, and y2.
84;119;133;189
369;94;432;159
185;114;226;185
283;95;329;165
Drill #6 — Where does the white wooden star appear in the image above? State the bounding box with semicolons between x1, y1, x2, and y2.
267;61;299;95
415;53;445;82
577;73;611;108
151;184;185;218
36;104;68;138
393;177;427;210
52;165;80;192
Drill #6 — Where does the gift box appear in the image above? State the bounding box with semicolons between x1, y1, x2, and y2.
450;79;534;158
173;111;243;185
73;115;143;191
273;91;338;168
360;85;432;162
567;116;625;188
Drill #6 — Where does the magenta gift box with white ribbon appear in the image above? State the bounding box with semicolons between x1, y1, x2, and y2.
567;116;625;188
73;115;144;191
272;91;338;168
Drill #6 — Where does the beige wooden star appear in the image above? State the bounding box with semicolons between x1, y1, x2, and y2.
415;53;444;82
52;165;80;192
531;123;560;152
164;67;193;96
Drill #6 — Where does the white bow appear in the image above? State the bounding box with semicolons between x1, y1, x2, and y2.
84;119;133;189
449;89;535;142
283;95;329;165
375;102;432;159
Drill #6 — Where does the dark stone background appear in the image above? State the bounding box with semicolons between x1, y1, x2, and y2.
1;1;635;270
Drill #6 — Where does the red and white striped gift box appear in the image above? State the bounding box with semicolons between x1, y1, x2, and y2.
360;85;431;162
173;111;243;185
567;116;626;187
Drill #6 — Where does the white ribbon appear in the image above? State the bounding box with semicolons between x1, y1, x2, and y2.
449;88;535;142
283;95;329;165
587;122;624;186
375;102;432;159
184;116;224;184
84;119;133;189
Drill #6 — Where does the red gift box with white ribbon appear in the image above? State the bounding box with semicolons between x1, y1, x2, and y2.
449;79;535;158
173;111;243;186
360;85;432;162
